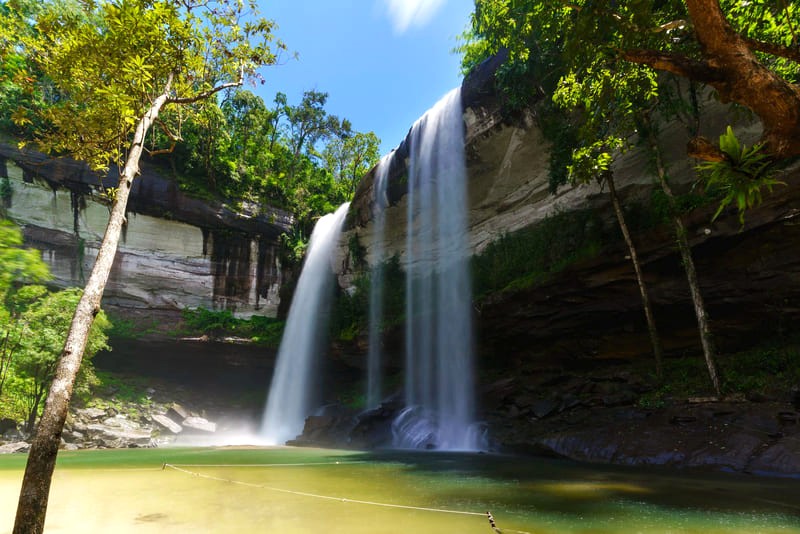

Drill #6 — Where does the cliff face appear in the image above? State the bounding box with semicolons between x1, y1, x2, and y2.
338;54;790;363
0;144;292;318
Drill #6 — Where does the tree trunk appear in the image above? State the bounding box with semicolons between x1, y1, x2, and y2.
623;0;800;159
12;86;172;534
646;127;722;396
606;171;664;378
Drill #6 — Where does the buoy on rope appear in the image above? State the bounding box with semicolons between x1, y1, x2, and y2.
487;510;502;533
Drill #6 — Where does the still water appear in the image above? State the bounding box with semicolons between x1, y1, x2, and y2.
1;447;799;533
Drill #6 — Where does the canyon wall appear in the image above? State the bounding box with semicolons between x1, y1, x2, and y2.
0;144;292;318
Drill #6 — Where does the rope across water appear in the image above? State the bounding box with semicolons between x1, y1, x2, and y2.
162;462;532;533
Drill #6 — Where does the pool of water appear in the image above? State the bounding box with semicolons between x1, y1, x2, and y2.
1;447;799;533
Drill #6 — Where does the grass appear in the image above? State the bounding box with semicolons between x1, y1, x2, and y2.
472;208;610;299
180;308;285;348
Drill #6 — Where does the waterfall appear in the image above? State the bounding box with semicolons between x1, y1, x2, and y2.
394;88;479;451
366;155;391;408
261;202;350;445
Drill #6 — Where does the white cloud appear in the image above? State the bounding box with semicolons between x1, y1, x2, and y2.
383;0;447;34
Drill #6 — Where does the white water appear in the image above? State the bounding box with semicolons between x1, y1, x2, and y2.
261;202;350;445
397;88;479;450
366;155;392;408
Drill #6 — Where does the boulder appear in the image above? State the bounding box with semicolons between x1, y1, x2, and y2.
85;422;153;448
0;441;30;454
75;407;107;421
166;403;191;425
152;414;182;434
181;416;216;434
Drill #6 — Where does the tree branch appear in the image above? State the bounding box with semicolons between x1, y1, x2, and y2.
740;34;800;63
145;142;176;157
166;68;244;105
622;49;722;83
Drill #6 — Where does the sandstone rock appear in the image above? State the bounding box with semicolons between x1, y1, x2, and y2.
76;407;107;420
181;416;216;433
0;442;30;454
63;430;85;443
167;404;191;424
86;423;153;448
152;414;182;434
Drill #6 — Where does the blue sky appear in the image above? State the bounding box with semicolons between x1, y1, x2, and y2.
254;0;475;156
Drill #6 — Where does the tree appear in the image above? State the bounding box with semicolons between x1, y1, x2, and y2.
466;0;799;160
285;90;340;179
0;0;282;530
0;221;50;417
323;129;381;198
14;288;110;432
461;0;732;391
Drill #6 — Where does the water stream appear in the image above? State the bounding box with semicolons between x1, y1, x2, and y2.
261;202;350;445
397;87;479;450
366;155;391;408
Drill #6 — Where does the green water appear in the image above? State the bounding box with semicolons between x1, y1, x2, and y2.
1;447;799;533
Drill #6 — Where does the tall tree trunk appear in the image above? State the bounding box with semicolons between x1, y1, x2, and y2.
606;171;664;378
645;127;722;396
623;0;800;159
13;85;172;534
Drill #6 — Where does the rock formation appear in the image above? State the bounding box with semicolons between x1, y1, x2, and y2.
0;143;292;318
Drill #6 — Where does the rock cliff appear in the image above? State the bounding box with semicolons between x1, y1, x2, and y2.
0;143;292;318
331;56;800;474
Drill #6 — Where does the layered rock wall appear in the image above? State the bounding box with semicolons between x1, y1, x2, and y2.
0;145;291;317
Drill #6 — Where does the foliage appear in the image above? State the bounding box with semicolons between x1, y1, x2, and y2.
472;209;609;299
696;126;783;223
0;219;50;296
1;0;283;171
330;255;406;341
12;288;111;429
180;307;284;347
460;0;800;185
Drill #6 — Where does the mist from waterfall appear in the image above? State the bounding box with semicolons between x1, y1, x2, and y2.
394;87;479;451
366;156;392;408
261;202;350;445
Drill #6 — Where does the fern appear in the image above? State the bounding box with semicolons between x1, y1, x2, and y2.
697;126;783;224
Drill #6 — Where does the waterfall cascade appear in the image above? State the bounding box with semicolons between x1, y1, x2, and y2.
392;88;480;451
261;202;350;445
366;156;391;408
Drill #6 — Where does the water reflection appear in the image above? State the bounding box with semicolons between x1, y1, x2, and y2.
0;448;798;533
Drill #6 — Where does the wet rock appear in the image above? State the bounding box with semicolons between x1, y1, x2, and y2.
686;432;763;471
85;423;153;448
0;442;30;454
181;416;216;433
348;403;401;449
670;415;698;424
778;411;799;424
531;399;559;419
152;414;182;434
63;430;85;444
749;438;800;475
75;407;106;421
167;403;191;425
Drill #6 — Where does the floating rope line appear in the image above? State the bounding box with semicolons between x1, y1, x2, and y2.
164;461;366;468
162;463;532;534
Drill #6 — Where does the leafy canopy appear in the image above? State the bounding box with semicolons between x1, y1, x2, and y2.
1;0;283;171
